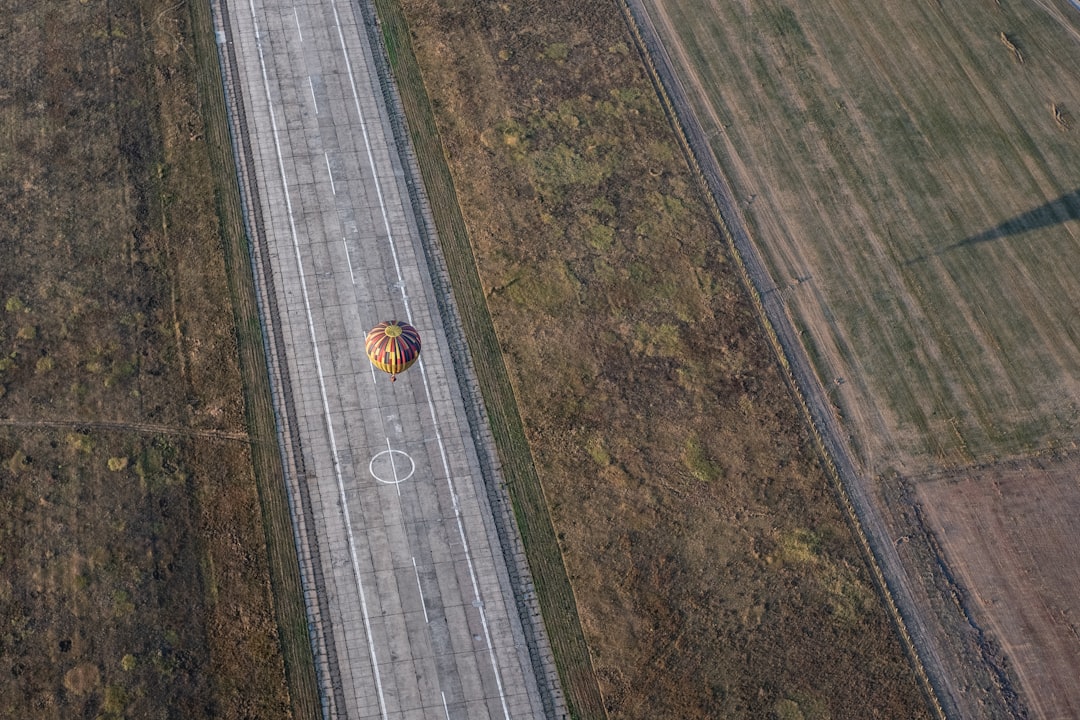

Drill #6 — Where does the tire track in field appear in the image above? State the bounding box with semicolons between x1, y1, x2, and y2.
0;417;253;443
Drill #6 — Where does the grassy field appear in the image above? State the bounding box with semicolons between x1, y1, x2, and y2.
640;0;1080;716
0;1;313;716
378;0;934;717
644;0;1080;474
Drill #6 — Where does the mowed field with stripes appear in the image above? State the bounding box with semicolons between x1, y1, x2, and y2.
643;0;1080;717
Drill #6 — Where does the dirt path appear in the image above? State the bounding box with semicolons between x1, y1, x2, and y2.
0;417;252;443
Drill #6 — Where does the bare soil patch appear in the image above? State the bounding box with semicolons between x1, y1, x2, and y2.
918;456;1080;720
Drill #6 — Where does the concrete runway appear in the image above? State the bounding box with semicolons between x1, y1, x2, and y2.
210;1;563;717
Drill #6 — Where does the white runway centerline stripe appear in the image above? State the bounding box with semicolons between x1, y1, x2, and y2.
412;556;429;623
342;237;356;285
245;2;388;718
293;6;302;41
308;75;319;113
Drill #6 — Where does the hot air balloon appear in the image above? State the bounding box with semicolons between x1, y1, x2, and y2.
365;320;421;382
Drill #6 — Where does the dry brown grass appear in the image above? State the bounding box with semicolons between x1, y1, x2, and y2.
381;0;933;716
999;32;1024;63
0;1;298;716
1053;102;1071;130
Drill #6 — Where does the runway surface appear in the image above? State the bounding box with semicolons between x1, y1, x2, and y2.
210;0;562;717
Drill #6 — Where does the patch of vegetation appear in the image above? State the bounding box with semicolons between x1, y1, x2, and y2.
377;0;932;717
0;0;303;717
657;0;1080;471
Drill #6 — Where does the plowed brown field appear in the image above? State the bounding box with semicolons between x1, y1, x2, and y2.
919;457;1080;720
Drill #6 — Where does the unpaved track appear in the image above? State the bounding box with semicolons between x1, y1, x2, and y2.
0;417;251;442
619;1;957;716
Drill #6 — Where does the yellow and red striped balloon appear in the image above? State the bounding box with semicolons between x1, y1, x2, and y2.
365;321;421;381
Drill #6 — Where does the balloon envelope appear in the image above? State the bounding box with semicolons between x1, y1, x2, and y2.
365;321;421;379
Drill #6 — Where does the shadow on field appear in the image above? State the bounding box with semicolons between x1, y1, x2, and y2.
907;188;1080;264
954;187;1080;248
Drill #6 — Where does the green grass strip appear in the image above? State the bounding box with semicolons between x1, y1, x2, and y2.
188;2;322;717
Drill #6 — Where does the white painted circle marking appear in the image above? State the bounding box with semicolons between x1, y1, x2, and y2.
369;449;415;485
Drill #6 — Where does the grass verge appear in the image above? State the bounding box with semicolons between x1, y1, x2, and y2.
371;1;606;716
